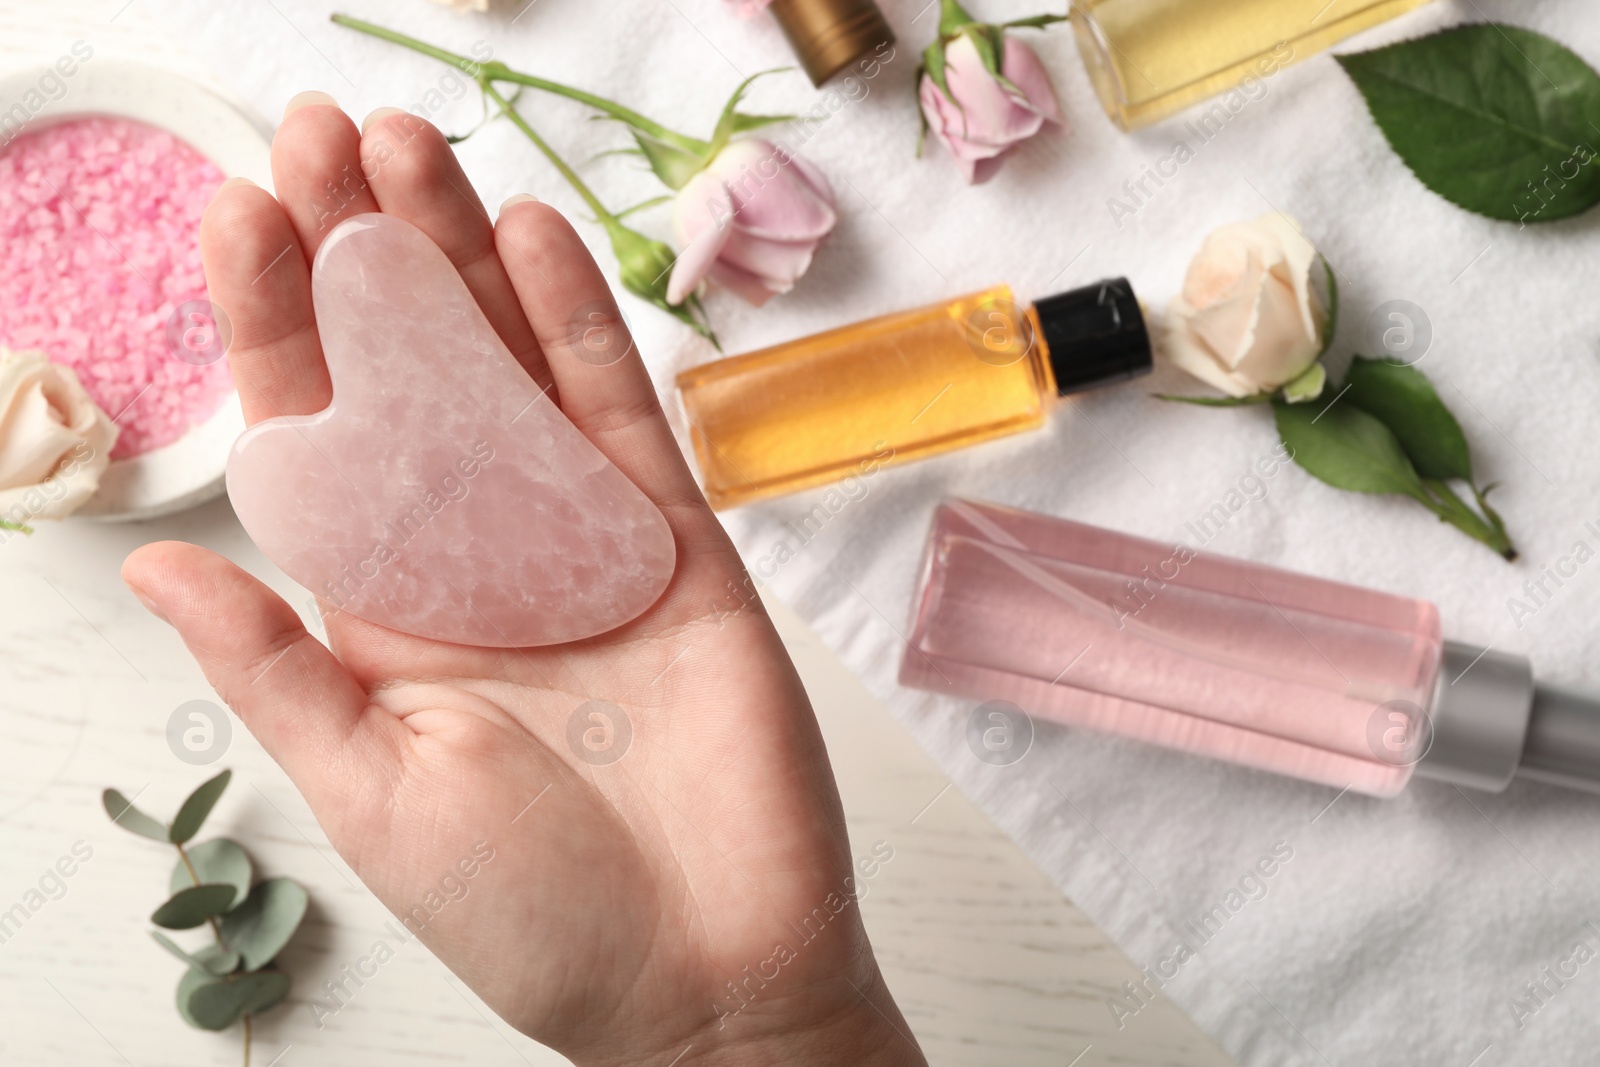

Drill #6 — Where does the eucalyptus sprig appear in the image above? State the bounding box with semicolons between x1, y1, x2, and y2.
328;13;718;345
103;771;308;1066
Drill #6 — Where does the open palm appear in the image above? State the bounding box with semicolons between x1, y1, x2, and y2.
123;99;922;1067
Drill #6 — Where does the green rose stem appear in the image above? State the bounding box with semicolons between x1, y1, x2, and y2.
480;81;717;342
327;13;716;343
329;14;709;156
1419;480;1516;561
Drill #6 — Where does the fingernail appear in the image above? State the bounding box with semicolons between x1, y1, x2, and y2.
129;585;171;626
499;193;538;214
284;90;337;118
361;106;408;134
218;176;257;192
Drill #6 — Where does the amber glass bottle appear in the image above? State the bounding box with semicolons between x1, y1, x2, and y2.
676;280;1151;510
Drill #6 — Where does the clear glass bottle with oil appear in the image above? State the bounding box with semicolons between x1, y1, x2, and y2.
675;280;1150;510
1071;0;1436;130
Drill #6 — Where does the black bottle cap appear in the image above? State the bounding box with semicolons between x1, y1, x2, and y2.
1034;278;1152;397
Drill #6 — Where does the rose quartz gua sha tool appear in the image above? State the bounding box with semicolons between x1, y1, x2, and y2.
226;213;676;647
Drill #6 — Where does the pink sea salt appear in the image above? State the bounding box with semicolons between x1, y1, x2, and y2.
0;116;230;458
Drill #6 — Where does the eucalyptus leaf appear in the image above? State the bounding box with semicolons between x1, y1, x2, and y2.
102;789;167;841
169;769;231;844
1337;24;1600;221
171;839;252;911
152;932;240;977
221;879;309;970
152;885;239;931
177;968;290;1031
1343;357;1473;481
1273;398;1429;498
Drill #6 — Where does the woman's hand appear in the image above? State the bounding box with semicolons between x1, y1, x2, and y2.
123;94;925;1067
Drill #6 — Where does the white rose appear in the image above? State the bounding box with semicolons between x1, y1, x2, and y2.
1162;213;1328;399
430;0;489;10
0;347;118;524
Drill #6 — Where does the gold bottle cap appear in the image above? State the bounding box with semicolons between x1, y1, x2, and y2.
768;0;895;86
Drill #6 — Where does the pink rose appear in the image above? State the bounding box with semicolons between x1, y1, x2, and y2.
668;139;837;308
726;0;772;15
920;33;1064;184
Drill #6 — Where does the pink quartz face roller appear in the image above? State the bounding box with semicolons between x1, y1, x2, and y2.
225;213;676;648
901;499;1600;798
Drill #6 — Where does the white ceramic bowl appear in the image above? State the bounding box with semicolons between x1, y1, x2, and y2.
0;59;272;522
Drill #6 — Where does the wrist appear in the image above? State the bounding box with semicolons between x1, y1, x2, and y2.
683;969;926;1067
585;964;926;1067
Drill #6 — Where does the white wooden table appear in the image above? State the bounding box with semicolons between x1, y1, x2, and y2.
0;4;1234;1064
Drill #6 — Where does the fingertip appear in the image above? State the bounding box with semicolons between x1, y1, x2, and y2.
120;541;243;623
360;106;409;135
284;89;339;119
497;192;538;216
121;542;177;622
493;198;580;264
200;177;290;250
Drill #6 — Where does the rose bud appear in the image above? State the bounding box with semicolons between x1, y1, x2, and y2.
918;3;1066;184
1163;214;1330;401
0;347;118;527
668;138;838;308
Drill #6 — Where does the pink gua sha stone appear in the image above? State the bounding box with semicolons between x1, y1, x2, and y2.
226;213;676;647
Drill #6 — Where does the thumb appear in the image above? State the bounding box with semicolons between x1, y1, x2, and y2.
123;541;400;804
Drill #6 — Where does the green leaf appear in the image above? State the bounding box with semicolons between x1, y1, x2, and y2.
152;932;240;977
922;42;951;103
152;885;239;930
1343;357;1473;481
171;839;253;911
1273;397;1430;498
177;967;290;1031
615;195;674;220
730;112;795;134
102;789;167;841
1155;392;1273;407
708;68;788;156
1000;13;1070;30
1336;24;1600;221
966;25;1006;81
1317;255;1339;357
632;131;705;191
1282;363;1328;404
169;769;231;844
220;879;309;970
938;0;977;36
976;23;1027;98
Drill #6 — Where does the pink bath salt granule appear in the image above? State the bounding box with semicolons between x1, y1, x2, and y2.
0;116;232;458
